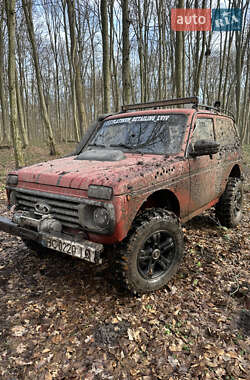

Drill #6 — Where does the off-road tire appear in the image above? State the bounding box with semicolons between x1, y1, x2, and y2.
215;177;243;228
116;208;184;295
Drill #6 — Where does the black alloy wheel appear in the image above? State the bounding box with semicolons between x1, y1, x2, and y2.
137;231;175;280
116;208;184;294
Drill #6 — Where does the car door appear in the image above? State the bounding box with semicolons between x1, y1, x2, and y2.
188;115;218;214
214;117;240;194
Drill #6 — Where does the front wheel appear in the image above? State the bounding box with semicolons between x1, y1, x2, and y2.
215;177;243;227
116;209;184;294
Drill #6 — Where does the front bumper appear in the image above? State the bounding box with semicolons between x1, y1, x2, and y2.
0;215;104;264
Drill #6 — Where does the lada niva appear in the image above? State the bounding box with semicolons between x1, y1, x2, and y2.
0;97;244;294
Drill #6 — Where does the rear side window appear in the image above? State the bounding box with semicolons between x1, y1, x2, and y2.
215;118;237;146
191;118;214;144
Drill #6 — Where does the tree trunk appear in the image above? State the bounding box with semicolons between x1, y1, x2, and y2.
16;69;28;148
22;0;57;155
240;49;249;143
66;0;88;135
235;32;242;125
5;0;24;168
87;8;97;118
122;0;130;105
0;4;10;144
175;0;184;98
222;31;234;108
194;30;206;96
156;0;162;99
16;32;29;138
101;0;111;113
62;0;80;141
109;0;120;111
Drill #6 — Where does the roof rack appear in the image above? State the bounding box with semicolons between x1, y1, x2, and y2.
121;96;199;112
121;97;235;121
196;104;235;120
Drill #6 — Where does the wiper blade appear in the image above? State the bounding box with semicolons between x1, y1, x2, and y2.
88;143;106;148
110;143;133;149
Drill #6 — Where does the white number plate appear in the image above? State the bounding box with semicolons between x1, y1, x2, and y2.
41;234;103;264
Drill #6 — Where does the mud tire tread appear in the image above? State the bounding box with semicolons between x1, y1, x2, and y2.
215;177;243;228
115;208;184;295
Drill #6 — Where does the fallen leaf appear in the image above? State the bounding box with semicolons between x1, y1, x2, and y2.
16;343;26;354
12;325;26;337
127;328;134;341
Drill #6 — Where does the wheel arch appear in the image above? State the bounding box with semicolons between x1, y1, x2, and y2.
229;164;241;179
137;189;180;217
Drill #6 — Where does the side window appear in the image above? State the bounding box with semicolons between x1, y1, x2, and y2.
215;118;237;146
190;118;214;145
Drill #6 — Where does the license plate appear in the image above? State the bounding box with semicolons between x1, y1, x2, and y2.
41;234;103;264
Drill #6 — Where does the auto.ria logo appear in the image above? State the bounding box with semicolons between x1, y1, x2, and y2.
212;8;242;31
171;8;242;32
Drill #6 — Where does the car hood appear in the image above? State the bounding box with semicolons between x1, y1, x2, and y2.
16;152;180;195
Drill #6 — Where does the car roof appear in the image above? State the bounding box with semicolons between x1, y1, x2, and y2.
106;108;195;120
105;108;233;121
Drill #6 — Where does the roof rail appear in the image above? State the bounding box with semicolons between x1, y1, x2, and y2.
121;96;198;112
196;104;235;120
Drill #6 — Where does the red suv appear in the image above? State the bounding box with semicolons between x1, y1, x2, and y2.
0;97;244;294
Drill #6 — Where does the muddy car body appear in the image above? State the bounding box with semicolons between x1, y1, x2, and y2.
0;97;244;294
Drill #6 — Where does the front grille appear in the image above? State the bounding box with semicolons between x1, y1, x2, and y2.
15;189;81;229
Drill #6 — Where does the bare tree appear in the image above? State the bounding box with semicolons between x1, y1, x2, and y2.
5;0;24;167
0;0;249;150
175;0;184;98
0;2;9;145
122;0;130;105
16;68;28;148
22;0;57;155
101;0;111;112
66;0;88;135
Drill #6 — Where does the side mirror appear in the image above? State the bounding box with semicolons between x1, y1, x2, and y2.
190;140;220;157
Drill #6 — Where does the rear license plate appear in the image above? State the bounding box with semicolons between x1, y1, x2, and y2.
41;235;103;264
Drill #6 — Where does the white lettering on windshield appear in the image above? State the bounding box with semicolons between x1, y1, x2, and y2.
130;116;156;122
104;118;131;126
104;114;170;126
156;115;170;121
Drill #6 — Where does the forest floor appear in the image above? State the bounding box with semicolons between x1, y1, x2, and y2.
0;144;249;380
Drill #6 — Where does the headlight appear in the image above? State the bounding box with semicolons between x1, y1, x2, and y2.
88;185;113;200
78;201;115;234
6;174;18;186
93;207;110;228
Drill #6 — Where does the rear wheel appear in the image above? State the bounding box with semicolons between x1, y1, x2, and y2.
116;209;184;294
215;177;243;227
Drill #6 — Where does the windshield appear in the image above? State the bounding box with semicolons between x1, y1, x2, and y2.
88;114;187;154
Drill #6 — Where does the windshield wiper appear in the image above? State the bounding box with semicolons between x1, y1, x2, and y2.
88;143;106;148
110;143;133;149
